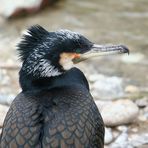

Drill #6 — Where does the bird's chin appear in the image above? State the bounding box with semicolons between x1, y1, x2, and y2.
60;60;74;70
72;56;86;64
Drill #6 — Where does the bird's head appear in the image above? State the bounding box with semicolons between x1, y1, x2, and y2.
18;25;129;78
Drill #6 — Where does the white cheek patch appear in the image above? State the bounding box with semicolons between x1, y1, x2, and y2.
61;59;74;70
59;53;75;70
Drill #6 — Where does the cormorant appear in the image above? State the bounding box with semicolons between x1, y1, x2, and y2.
0;25;129;148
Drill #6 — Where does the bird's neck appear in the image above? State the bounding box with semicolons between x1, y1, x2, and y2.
19;68;89;92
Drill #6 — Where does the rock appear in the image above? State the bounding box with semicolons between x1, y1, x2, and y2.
95;100;110;111
143;106;148;119
144;106;148;112
116;126;128;132
91;74;124;100
110;131;131;148
112;130;120;140
129;134;148;147
143;112;148;120
135;97;148;108
138;115;147;122
110;132;148;148
101;99;139;126
89;74;100;82
125;85;139;93
130;127;138;133
105;127;113;144
0;69;10;85
0;94;15;106
0;104;9;127
0;128;2;135
0;0;58;18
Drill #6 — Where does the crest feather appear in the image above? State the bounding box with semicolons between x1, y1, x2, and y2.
17;25;49;61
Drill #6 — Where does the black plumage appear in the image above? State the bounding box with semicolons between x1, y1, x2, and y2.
1;68;104;148
0;25;129;148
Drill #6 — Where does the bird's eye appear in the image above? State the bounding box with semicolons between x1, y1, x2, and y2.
76;49;81;53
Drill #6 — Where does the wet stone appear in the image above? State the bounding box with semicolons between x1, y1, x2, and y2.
135;97;148;108
112;130;120;141
110;131;129;148
0;94;15;106
125;85;139;93
100;99;139;126
91;74;124;100
0;69;10;85
94;100;110;111
0;128;2;135
143;106;148;120
105;127;113;145
116;126;128;132
138;115;147;122
129;133;148;147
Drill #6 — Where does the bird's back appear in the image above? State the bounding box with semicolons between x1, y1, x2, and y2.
0;84;104;148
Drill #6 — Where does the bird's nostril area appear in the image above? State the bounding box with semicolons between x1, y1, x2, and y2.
119;45;130;54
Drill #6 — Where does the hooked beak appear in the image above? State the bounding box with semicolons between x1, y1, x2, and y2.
72;44;129;64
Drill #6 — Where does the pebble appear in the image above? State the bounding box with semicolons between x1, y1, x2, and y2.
135;97;148;108
129;133;148;147
95;100;110;111
105;127;113;144
110;131;131;148
109;132;148;148
138;115;147;122
0;69;10;85
144;106;148;113
143;106;148;119
112;131;120;140
116;126;128;132
0;104;9;127
91;74;124;100
131;127;138;133
89;74;101;82
0;94;15;106
125;85;139;93
100;99;139;126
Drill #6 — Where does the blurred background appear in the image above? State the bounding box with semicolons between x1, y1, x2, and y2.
0;0;148;147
